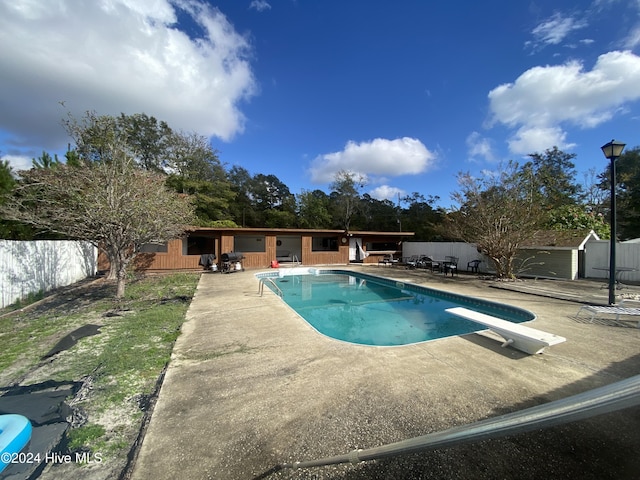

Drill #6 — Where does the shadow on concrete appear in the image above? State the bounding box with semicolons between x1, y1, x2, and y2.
256;355;640;480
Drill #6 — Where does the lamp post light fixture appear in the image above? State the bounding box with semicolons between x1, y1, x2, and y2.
600;139;626;305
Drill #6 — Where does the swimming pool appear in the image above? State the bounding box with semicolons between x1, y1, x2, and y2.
257;269;536;346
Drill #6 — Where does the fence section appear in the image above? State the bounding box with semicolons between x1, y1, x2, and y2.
584;240;640;283
402;242;481;272
0;240;97;309
405;240;640;282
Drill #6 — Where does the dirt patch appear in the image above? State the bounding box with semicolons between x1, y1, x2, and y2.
0;274;198;480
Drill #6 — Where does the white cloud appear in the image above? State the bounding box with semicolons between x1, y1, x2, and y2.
466;132;497;163
249;1;271;12
308;137;436;184
507;126;575;156
624;24;640;49
3;154;32;173
528;12;588;49
369;185;405;202
488;50;640;154
0;0;257;156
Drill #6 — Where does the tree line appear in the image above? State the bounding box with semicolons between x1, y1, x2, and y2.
1;111;638;285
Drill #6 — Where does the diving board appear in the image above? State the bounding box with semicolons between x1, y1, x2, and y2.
446;307;566;355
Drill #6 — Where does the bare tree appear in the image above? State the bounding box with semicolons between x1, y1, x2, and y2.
446;162;544;279
2;113;195;297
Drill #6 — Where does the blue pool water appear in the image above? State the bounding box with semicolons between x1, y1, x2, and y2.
258;269;535;346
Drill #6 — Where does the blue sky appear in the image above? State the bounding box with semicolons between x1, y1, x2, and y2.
1;1;640;208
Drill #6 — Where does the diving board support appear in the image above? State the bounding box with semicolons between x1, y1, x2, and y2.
445;307;566;354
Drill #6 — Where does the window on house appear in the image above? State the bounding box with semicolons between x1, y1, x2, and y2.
365;241;398;252
234;235;266;252
139;242;168;253
185;236;215;255
312;236;339;251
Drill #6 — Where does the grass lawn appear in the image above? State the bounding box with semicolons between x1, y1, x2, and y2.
0;272;201;479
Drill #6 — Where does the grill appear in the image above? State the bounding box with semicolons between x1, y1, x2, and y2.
220;252;245;273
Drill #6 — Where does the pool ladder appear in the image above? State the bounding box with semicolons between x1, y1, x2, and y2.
258;277;283;297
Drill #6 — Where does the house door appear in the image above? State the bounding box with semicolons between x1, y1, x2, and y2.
349;238;364;262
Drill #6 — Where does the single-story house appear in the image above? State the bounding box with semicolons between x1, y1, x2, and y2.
514;229;601;280
128;227;414;272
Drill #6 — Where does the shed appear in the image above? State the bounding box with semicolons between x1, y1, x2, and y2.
515;229;600;280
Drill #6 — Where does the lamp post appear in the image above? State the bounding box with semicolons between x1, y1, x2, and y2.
600;139;626;305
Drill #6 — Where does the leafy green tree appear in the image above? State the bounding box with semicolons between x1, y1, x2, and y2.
358;194;398;231
32;151;62;169
226;169;296;227
164;131;235;225
2;113;196;298
546;204;610;238
0;159;15;199
599;146;640;240
0;158;41;239
400;192;444;241
522;146;582;209
117;113;173;171
296;189;332;228
250;174;296;227
227;165;256;227
329;170;365;231
447;162;545;278
0;159;17;238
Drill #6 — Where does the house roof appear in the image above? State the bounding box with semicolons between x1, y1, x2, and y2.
185;226;414;237
521;229;600;249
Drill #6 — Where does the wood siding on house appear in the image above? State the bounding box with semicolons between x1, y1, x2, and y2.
125;228;413;272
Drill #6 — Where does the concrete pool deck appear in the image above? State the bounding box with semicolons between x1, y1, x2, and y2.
130;267;640;480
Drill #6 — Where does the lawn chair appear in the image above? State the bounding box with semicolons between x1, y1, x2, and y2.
404;255;420;269
419;256;440;272
576;303;640;328
467;259;481;273
378;254;399;267
443;256;458;276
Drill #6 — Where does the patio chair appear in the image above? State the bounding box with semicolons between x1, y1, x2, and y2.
576;303;640;328
420;256;440;272
404;255;420;269
467;259;481;273
443;256;458;276
378;254;399;267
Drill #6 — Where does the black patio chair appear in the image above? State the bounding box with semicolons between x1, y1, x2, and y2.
467;259;481;274
443;256;458;276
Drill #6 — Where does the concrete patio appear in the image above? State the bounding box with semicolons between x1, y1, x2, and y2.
130;266;640;480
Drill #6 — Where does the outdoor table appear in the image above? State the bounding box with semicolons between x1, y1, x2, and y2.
593;266;638;287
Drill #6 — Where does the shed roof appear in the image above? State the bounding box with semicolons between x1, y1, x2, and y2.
521;229;600;249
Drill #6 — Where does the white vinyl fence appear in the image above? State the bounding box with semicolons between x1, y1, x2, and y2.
0;240;98;309
402;242;482;272
584;240;640;283
405;240;640;282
